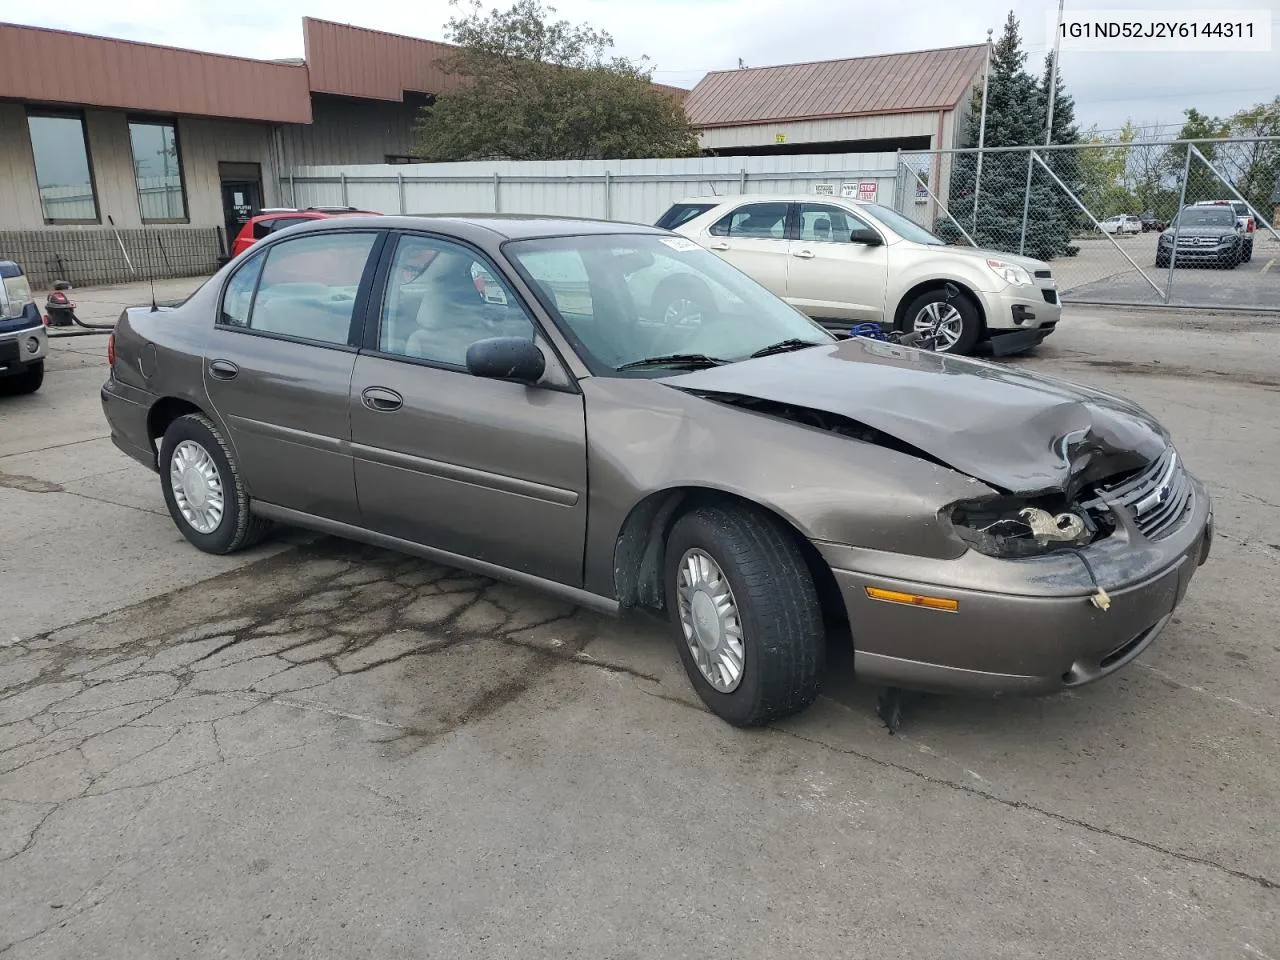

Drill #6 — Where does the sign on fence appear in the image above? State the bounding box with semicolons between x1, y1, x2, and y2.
842;182;878;202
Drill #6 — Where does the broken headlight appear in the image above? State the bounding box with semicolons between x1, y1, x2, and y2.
947;495;1112;558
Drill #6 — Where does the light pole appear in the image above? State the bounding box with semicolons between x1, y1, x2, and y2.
972;28;993;231
1045;0;1065;145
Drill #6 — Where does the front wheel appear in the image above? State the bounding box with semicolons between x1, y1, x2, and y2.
1243;241;1253;263
159;412;272;554
664;504;826;726
903;289;981;355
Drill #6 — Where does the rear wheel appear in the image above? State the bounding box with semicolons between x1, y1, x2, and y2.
0;361;43;396
159;413;271;554
664;504;826;727
903;289;981;355
1243;240;1253;263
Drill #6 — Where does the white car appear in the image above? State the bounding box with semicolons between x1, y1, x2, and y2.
1100;215;1143;235
654;195;1061;355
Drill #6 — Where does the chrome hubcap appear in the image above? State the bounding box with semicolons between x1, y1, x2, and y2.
662;297;702;327
170;440;224;535
676;549;744;693
912;301;964;351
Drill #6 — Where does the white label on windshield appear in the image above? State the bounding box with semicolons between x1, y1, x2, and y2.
660;237;699;252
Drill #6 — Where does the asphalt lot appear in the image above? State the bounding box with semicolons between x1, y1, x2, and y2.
1057;230;1280;309
2;298;1278;958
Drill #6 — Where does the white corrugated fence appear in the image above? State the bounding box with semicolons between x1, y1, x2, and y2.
287;154;903;225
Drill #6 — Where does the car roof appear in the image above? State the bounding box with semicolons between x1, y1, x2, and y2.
670;194;877;206
279;213;669;241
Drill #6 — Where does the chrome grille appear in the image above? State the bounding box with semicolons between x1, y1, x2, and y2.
1091;449;1192;540
1175;236;1216;248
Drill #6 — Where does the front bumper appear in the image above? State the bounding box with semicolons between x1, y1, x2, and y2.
0;320;47;377
1158;241;1240;262
818;478;1213;697
101;375;159;471
977;282;1063;336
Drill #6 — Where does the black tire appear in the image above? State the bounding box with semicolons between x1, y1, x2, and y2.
0;361;43;396
664;504;825;727
159;412;272;555
1155;255;1169;269
901;288;981;355
1244;241;1253;263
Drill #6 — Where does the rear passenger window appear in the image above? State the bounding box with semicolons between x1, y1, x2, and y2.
246;233;377;345
708;202;790;239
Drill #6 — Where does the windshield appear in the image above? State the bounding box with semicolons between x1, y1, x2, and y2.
861;204;944;245
1173;208;1235;227
505;234;834;375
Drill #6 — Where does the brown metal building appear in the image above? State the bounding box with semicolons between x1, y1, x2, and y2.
683;45;987;156
0;17;684;285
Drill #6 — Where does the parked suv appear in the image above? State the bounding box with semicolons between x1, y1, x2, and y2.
230;206;380;258
1193;200;1255;261
1157;205;1245;269
1100;214;1142;235
656;195;1061;355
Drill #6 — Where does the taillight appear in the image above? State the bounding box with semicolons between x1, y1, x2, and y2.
1247;218;1255;232
107;334;116;367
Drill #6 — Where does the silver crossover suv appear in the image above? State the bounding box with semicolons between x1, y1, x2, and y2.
658;195;1062;356
102;216;1211;727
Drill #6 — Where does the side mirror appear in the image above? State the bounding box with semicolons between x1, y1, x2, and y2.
849;228;883;246
466;336;546;384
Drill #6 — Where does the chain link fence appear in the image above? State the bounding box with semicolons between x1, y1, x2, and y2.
894;138;1280;311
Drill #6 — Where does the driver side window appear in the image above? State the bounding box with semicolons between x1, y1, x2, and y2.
377;235;534;367
709;202;790;239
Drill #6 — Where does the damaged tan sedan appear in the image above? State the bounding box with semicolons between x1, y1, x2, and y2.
101;216;1214;727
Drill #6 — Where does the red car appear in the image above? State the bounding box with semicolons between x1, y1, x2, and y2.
229;207;380;258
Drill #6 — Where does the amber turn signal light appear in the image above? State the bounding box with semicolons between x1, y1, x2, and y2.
865;586;959;613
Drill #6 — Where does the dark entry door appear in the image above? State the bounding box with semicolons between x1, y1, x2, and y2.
218;161;264;255
220;181;261;249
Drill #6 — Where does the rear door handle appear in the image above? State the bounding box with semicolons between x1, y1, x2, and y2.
361;386;403;412
208;359;238;380
708;241;731;251
792;249;815;259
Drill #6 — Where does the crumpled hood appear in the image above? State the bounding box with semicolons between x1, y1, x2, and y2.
664;338;1169;497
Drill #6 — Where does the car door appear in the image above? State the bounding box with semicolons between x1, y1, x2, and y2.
784;203;888;322
204;229;384;526
349;232;588;586
695;201;792;297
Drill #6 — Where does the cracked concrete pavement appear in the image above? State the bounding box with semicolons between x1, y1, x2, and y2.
1;308;1278;958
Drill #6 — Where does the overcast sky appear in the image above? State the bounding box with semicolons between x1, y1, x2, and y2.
10;0;1279;134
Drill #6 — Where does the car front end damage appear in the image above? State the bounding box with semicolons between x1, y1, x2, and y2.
818;448;1212;695
662;338;1212;698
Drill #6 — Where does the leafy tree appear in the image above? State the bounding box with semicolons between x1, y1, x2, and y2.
1165;108;1232;206
1078;124;1136;217
939;12;1077;259
1225;98;1280;222
413;0;698;161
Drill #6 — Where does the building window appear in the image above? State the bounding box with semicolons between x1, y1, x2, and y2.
27;112;99;224
129;119;187;222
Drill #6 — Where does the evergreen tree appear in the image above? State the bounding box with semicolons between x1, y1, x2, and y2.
939;12;1078;259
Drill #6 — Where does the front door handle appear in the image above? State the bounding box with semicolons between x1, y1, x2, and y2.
208;359;238;380
361;386;403;412
792;249;815;259
708;241;731;251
